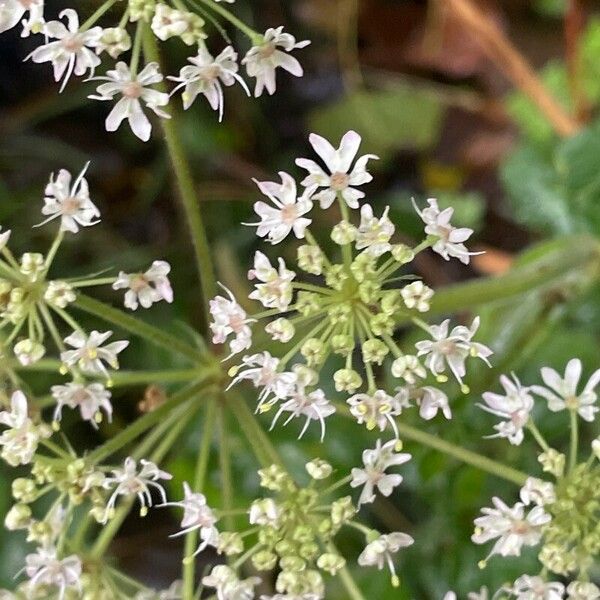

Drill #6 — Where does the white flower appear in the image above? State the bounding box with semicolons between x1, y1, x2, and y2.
44;281;76;308
14;338;45;366
26;9;101;92
248;251;295;311
169;45;249;119
417;386;452;420
249;498;280;526
203;565;260;600
94;27;131;59
357;532;414;588
244;172;313;244
519;477;556;507
60;330;129;376
51;382;112;428
351;438;411;506
347;390;405;439
401;281;434;313
89;62;170;142
355;204;394;256
265;317;295;342
416;316;492;389
391;355;426;384
566;581;600;599
209;284;254;357
161;482;218;556
242;26;310;97
37;162;100;233
270;387;335;441
531;358;600;422
479;374;534;445
25;546;81;600
512;575;564;600
113;260;174;310
229;352;296;411
0;391;48;466
0;0;44;37
413;198;479;264
296;130;378;209
102;457;172;522
151;4;197;43
472;497;550;560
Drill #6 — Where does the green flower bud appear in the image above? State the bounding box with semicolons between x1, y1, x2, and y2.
325;265;348;291
252;550;278;571
362;339;389;365
258;525;281;547
299;542;319;561
391;244;415;264
217;531;244;556
391;355;426;383
331;220;357;245
327;302;352;325
331;496;356;525
44;281;76;309
317;552;346;575
4;504;32;530
292;524;314;544
380;290;402;315
297;245;324;275
370;312;394;336
296;292;321;316
274;539;295;557
306;458;333;480
12;478;37;503
265;317;296;343
538;449;565;478
301;338;326;367
358;281;380;304
331;334;355;356
350;252;377;282
280;556;306;572
258;464;293;492
334;369;362;393
129;0;156;22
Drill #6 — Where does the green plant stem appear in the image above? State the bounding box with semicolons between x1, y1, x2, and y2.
569;409;579;473
190;0;259;40
142;30;218;324
73;294;207;364
87;379;210;464
527;420;551;452
328;543;367;600
80;0;119;30
183;398;217;600
218;403;235;530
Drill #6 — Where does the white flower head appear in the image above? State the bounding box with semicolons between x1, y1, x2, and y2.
244;172;313;245
102;457;172;522
209;284;254;357
60;330;129;376
413;198;480;264
401;281;434;313
248;251;296;311
113;260;174;310
151;4;204;44
169;45;249;119
479;374;534;445
51;382;112;428
531;358;600;422
566;581;600;600
0;0;44;37
512;575;564;600
355;204;394;257
37;162;100;233
161;482;219;556
351;438;411;506
26;9;101;92
416;316;492;391
519;477;556;507
242;26;310;97
296;130;378;209
472;496;550;562
347;389;405;439
94;27;131;59
89;62;171;142
203;565;260;600
358;531;414;588
25;546;81;600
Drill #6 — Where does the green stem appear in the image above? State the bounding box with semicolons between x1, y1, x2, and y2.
183;398;218;600
73;294;207;364
527;420;550;452
188;0;259;39
569;409;579;473
80;0;119;30
142;30;218;324
218;403;234;530
337;196;353;268
329;543;367;600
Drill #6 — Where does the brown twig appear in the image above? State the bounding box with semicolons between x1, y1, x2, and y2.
447;0;580;137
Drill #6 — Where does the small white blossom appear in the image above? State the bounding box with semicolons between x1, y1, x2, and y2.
203;565;260;600
248;251;295;311
26;9;101;92
351;438;411;506
37;162;100;233
44;281;76;308
479;374;534;445
265;317;295;342
245;172;313;244
151;4;201;44
413;198;479;264
472;497;550;560
113;260;173;310
249;498;280;526
0;0;44;37
90;62;170;142
391;355;426;384
358;532;414;588
512;575;564;600
209;284;254;356
417;386;452;420
347;390;404;439
296;130;378;209
94;27;131;58
169;45;249;119
25;546;81;600
161;482;219;556
519;477;556;507
242;26;309;97
355;204;394;256
401;281;434;313
566;581;600;599
51;382;112;428
531;358;600;422
14;338;45;366
416;316;492;389
60;330;129;376
102;457;172;522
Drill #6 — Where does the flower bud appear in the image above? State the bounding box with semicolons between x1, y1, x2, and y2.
370;312;394;336
12;478;37;503
327;302;351;325
317;552;346;575
331;496;355;525
306;458;332;480
296;292;321;316
297;245;324;275
401;281;433;313
44;281;76;308
20;253;44;281
331;334;354;356
265;318;295;343
358;281;380;304
4;504;31;530
217;531;244;556
301;338;326;367
362;339;389;365
334;369;362;393
249;498;280;526
391;355;426;383
325;265;348;290
96;27;132;58
331;220;357;245
258;465;292;492
392;244;415;264
252;550;277;571
14;339;45;366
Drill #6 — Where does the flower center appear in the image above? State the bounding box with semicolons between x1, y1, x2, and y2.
61;196;81;215
200;65;221;81
20;0;36;7
565;395;579;410
280;203;299;224
62;35;83;53
129;275;149;293
258;42;277;59
330;172;349;191
122;81;143;99
511;520;531;535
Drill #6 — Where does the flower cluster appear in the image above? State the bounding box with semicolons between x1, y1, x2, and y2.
473;358;600;597
3;1;309;140
211;130;491;442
